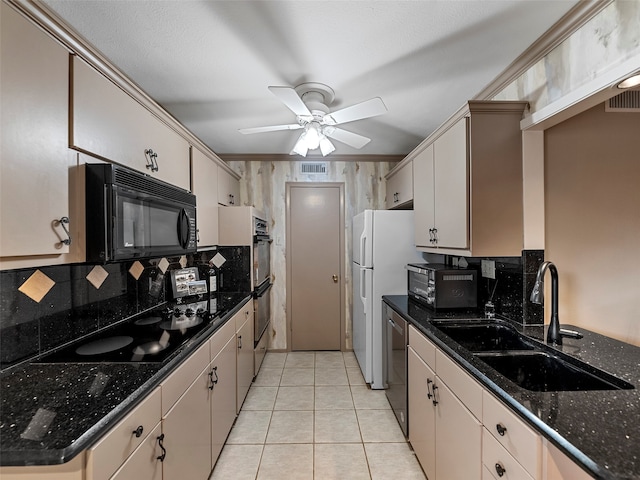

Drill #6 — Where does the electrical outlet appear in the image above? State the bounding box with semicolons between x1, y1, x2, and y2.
481;260;496;279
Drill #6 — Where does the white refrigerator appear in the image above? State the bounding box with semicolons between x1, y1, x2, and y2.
352;209;423;389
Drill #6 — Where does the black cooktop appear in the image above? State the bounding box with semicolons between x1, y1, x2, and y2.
35;294;239;364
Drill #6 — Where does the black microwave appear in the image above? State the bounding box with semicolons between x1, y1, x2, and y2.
407;263;477;309
86;163;197;263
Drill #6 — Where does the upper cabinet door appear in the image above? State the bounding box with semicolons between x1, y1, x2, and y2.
433;117;469;249
71;57;191;191
413;144;435;248
217;166;240;206
386;160;413;209
191;147;219;247
0;4;73;257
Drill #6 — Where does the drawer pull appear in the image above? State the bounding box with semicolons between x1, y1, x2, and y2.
157;433;167;462
496;423;507;436
495;462;506;477
132;425;144;438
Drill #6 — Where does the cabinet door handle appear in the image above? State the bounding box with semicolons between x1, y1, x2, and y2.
132;425;144;438
156;433;166;462
431;384;439;406
426;378;433;400
495;462;506;477
208;366;219;390
145;148;159;172
55;216;72;246
432;228;438;244
238;335;242;349
496;423;507;436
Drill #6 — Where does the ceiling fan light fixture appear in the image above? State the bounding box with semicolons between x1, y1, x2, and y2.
319;136;335;156
304;122;321;150
292;133;309;157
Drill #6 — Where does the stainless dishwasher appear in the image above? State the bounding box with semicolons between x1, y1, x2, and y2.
384;302;408;436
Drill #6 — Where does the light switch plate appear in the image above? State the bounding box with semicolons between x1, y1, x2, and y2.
481;260;496;279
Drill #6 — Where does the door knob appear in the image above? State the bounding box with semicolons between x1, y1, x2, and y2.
332;275;338;283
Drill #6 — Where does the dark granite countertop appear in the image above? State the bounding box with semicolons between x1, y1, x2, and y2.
383;295;640;480
0;292;251;467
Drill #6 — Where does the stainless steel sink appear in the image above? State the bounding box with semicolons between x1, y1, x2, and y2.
475;351;634;392
431;320;634;392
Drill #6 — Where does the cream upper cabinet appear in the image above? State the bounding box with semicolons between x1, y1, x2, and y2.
217;166;240;206
0;3;73;258
413;101;528;256
385;160;413;209
191;147;219;247
414;116;469;250
413;144;435;247
432;118;469;249
71;57;190;191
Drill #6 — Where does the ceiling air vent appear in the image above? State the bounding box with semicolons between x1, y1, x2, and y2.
300;162;328;175
605;90;640;112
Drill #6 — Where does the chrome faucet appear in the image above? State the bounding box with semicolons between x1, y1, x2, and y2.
530;261;583;345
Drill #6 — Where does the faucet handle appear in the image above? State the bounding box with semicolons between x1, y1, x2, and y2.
559;328;583;340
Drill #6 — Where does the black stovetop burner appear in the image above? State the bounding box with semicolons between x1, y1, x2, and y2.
37;298;223;364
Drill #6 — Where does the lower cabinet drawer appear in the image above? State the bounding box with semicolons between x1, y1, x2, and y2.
483;428;534;480
482;390;541;478
86;387;161;480
110;422;163;480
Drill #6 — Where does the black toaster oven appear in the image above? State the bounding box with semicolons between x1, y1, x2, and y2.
407;263;478;309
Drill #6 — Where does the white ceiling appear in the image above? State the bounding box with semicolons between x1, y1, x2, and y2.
42;0;580;159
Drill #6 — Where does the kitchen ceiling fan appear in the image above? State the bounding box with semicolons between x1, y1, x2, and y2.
239;83;387;157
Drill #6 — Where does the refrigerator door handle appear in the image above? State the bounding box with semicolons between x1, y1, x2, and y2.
360;268;368;314
359;232;367;266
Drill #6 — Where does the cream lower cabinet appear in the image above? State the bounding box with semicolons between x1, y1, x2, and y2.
86;387;163;480
191;147;219;247
408;325;482;479
544;441;593;480
71;57;190;191
0;3;74;258
161;317;237;479
161;360;213;480
111;422;163;480
210;330;238;465
235;302;255;412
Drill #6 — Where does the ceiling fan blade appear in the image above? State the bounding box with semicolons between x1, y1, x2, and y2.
239;124;303;134
323;127;371;149
268;86;312;117
323;97;387;125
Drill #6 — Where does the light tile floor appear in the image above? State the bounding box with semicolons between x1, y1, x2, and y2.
210;351;426;480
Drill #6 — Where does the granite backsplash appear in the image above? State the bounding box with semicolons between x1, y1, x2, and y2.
424;249;544;326
0;246;250;371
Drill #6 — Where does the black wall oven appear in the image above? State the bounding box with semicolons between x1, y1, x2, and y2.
253;281;272;343
86;163;196;262
252;216;272;344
